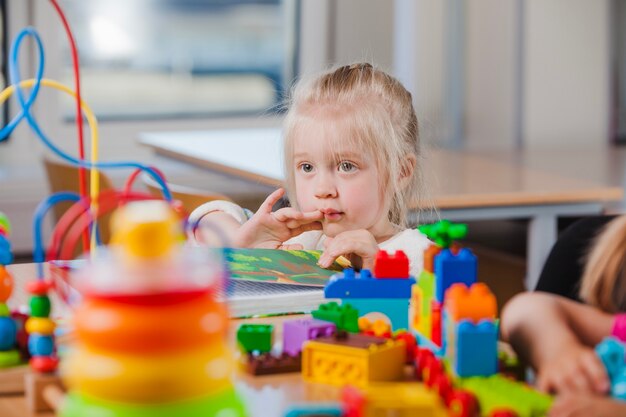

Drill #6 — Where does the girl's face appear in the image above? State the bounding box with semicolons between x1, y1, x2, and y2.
291;119;395;240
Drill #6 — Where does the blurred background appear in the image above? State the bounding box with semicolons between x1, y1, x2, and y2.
0;0;623;303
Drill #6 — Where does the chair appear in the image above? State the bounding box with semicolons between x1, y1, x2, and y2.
142;173;232;215
43;157;116;246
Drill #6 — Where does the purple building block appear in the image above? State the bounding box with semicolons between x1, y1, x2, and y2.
283;318;336;356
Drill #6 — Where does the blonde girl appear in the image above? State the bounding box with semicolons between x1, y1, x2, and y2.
190;63;431;276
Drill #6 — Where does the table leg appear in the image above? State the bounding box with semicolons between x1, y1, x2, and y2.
526;214;558;290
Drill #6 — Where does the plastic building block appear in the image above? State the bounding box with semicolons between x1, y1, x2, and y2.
324;269;415;299
284;405;343;417
489;409;520;417
347;298;410;331
312;302;359;333
424;244;442;274
418;220;468;248
283;318;336;356
243;352;301;375
342;383;449;417
431;301;442;347
373;250;409;279
434;248;477;302
302;332;406;387
456;374;552;417
236;324;274;353
394;331;417;363
359;317;391;338
454;320;498;377
595;337;626;400
447;389;479;417
444;282;497;323
414;272;435;336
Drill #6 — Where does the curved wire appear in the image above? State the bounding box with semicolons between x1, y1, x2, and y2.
33;192;82;278
4;28;172;201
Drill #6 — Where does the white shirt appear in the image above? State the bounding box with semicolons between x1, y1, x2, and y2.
189;200;431;277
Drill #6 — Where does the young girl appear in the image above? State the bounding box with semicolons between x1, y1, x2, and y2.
501;215;626;416
189;63;431;276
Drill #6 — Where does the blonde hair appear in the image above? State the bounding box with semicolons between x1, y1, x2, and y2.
580;215;626;313
282;63;422;228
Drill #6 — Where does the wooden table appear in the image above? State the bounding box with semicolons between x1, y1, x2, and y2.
139;129;624;289
0;263;341;417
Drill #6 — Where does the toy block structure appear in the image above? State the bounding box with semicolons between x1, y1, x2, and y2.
283;318;336;356
341;383;449;417
302;331;406;387
237;324;274;353
324;250;415;331
59;201;246;417
413;220;476;348
312;302;359;333
595;337;626;400
456;374;552;417
444;283;498;377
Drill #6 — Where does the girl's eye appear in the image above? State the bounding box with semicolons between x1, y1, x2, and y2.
339;161;356;172
300;163;314;173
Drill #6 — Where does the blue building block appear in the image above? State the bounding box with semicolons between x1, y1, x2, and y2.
284;405;343;417
347;298;410;331
324;268;415;299
434;248;477;302
455;319;498;377
0;235;13;265
595;337;626;400
0;316;16;350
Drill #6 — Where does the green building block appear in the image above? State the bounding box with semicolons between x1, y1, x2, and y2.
415;271;435;337
418;220;467;248
311;301;359;333
456;374;552;417
236;324;274;353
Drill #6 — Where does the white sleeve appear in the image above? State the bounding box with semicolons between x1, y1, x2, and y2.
379;228;432;278
187;200;253;245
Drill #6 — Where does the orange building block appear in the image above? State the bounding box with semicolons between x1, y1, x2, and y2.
444;283;497;323
423;245;442;274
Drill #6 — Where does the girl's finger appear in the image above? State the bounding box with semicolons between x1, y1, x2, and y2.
279;243;304;250
290;222;322;236
580;352;610;394
259;188;285;213
273;207;301;220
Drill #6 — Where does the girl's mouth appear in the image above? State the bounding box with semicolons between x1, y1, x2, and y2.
321;209;343;221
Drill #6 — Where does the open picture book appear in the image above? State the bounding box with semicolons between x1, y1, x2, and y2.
49;249;344;318
222;248;343;317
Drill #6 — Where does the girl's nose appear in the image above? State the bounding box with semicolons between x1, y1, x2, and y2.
314;174;338;198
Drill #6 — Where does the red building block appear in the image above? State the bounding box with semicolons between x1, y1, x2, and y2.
373;250;409;279
431;301;442;347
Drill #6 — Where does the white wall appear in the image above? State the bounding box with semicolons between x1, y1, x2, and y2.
524;0;610;146
395;0;611;149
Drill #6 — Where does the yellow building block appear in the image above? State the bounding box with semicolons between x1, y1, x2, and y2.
302;334;406;387
360;382;449;417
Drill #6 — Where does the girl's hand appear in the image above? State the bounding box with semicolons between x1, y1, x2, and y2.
318;229;379;270
234;188;323;249
549;394;626;417
537;344;610;395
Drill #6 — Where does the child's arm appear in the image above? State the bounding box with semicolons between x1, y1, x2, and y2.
191;189;323;248
501;292;613;394
549;394;626;417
